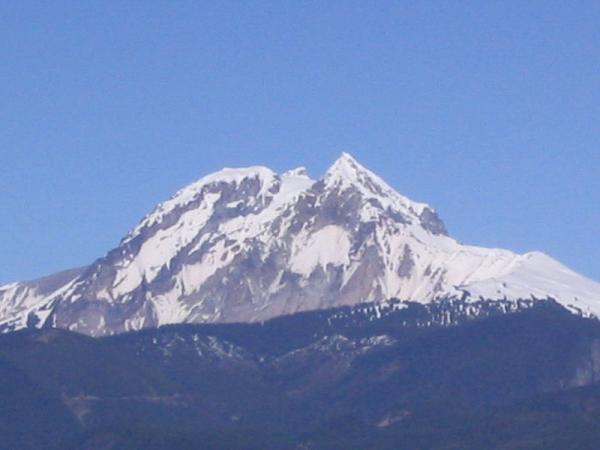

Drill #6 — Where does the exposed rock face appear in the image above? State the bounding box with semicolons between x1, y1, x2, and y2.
1;153;599;336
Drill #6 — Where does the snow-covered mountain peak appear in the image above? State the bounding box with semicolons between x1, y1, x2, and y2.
160;164;277;210
123;165;279;244
1;153;599;336
322;153;446;237
325;153;430;215
324;152;380;189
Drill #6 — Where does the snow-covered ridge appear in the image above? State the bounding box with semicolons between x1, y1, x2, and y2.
0;152;598;336
123;166;281;244
324;152;430;217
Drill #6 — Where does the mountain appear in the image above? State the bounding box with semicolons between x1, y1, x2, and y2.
2;300;600;450
1;153;599;336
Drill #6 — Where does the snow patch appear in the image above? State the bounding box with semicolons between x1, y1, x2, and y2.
290;225;352;276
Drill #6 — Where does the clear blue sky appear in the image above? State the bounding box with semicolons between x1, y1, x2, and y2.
1;1;599;284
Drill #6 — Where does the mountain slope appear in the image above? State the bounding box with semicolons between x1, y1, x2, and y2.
1;301;600;449
1;153;599;336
